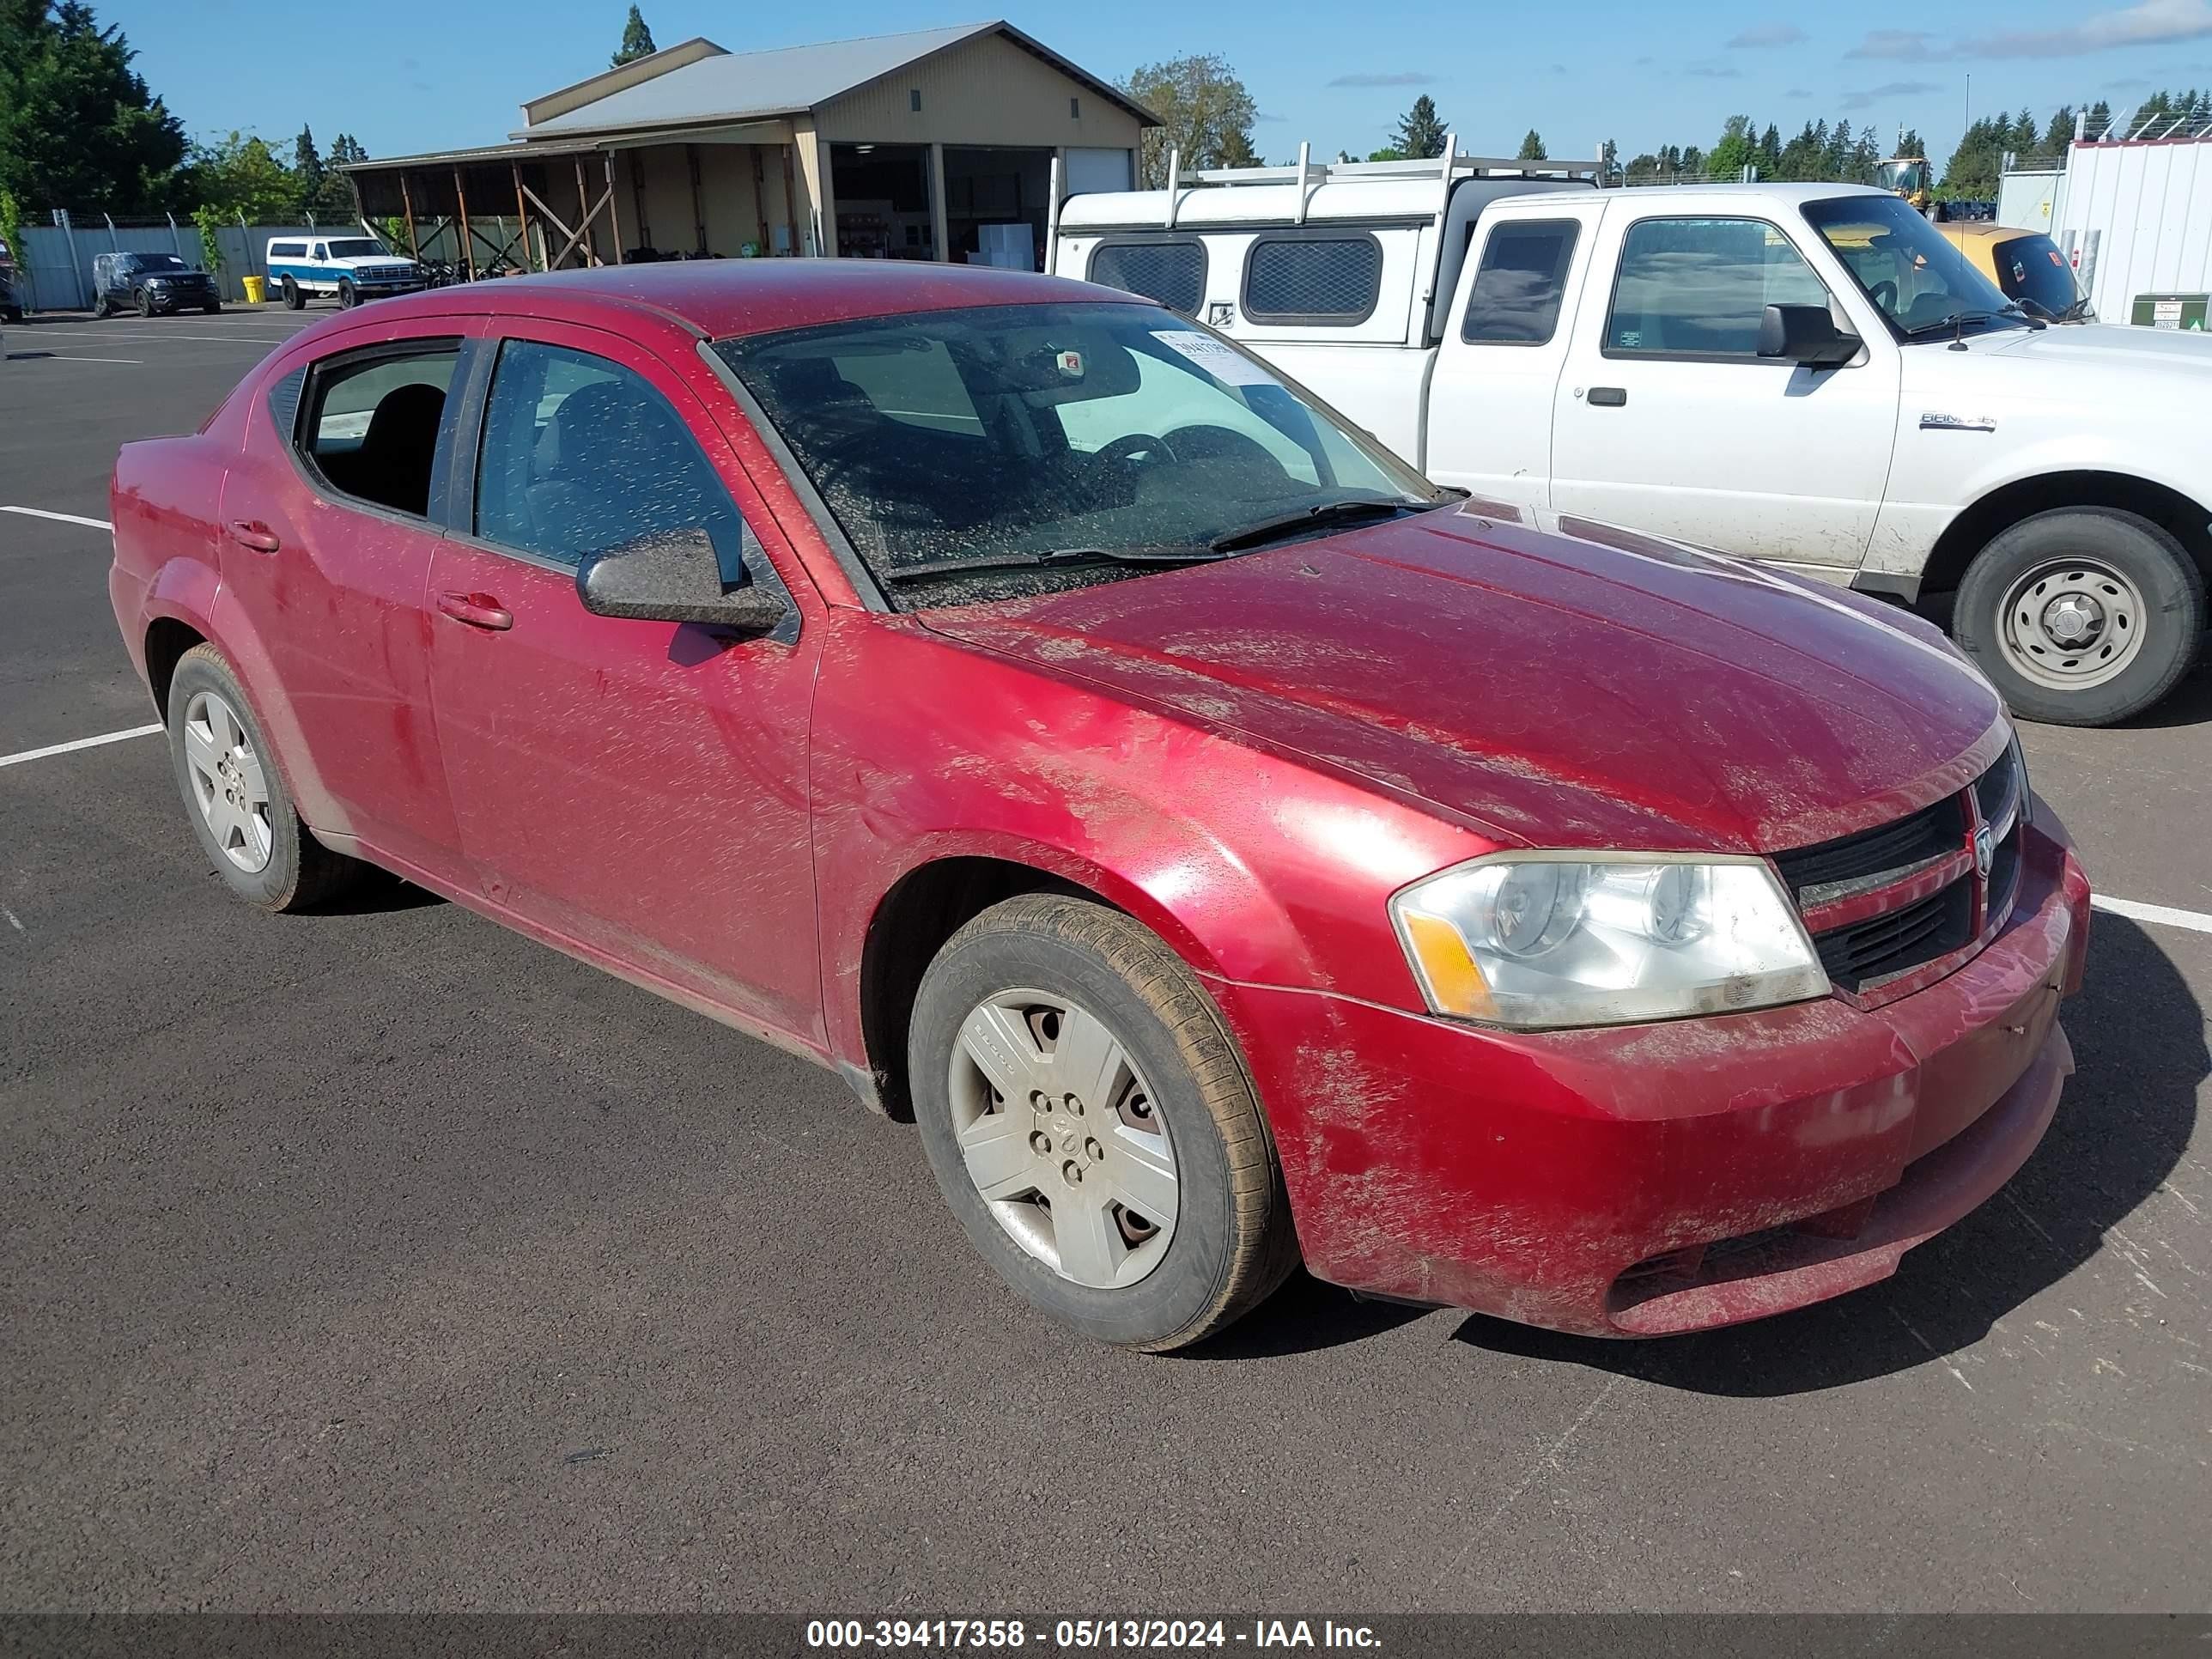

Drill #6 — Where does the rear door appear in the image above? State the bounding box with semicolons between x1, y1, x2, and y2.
1426;198;1608;507
1547;208;1901;577
424;321;826;1043
215;321;480;874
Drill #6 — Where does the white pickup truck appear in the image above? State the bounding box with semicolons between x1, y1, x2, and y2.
1053;155;2211;725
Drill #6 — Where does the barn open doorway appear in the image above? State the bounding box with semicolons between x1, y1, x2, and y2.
829;143;935;260
944;147;1053;270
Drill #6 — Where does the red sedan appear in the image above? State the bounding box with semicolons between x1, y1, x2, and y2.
108;261;2090;1349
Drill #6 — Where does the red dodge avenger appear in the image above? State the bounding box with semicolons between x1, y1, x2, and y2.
110;261;2090;1349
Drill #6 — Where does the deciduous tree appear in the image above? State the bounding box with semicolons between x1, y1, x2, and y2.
0;0;188;211
1121;54;1258;186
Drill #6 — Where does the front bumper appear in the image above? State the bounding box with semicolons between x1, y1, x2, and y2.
140;288;216;311
1216;810;2091;1337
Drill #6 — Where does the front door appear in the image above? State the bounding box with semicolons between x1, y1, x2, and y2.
424;324;824;1044
1548;210;1901;578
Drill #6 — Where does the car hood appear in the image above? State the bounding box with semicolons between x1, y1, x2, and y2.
920;507;2004;854
1983;319;2212;368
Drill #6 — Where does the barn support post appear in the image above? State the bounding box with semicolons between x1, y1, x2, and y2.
692;144;710;253
574;155;593;264
781;144;800;255
750;147;769;254
629;150;650;252
453;168;475;279
400;173;420;262
604;150;624;264
512;162;532;270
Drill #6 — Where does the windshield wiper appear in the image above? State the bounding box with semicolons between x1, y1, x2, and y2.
1207;496;1424;554
1902;303;2045;349
884;545;1227;582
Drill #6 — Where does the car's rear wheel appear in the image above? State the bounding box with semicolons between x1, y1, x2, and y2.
167;645;362;912
1954;507;2205;726
91;293;110;319
337;279;357;309
281;276;303;310
908;894;1297;1351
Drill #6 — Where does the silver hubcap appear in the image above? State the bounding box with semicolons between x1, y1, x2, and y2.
1996;556;2147;690
182;690;273;873
947;989;1179;1289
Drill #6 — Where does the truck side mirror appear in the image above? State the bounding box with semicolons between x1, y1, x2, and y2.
1759;303;1861;368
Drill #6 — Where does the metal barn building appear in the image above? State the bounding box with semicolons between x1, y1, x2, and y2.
344;21;1154;277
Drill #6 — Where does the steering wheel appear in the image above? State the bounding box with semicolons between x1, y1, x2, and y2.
1096;432;1178;468
1867;278;1899;314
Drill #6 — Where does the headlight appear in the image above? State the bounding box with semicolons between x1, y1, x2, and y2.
1389;854;1828;1029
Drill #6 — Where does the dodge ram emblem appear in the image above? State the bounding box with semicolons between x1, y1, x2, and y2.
1974;822;1996;879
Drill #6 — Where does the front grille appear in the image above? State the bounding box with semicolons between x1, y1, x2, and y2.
1813;877;1974;989
1771;794;1966;902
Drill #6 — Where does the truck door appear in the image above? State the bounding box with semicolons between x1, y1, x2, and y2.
1427;198;1609;508
1547;208;1901;580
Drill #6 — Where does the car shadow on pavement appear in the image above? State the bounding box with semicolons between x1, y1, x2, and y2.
303;870;447;915
1182;1269;1434;1359
1448;915;2204;1394
2106;665;2212;731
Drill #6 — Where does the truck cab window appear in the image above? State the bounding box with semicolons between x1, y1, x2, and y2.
300;344;461;517
1463;221;1581;345
1606;218;1829;358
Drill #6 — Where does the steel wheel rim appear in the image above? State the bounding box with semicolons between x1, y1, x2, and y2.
182;690;273;873
946;988;1179;1290
1996;556;2147;690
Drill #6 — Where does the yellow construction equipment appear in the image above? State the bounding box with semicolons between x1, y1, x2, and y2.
1876;154;1933;215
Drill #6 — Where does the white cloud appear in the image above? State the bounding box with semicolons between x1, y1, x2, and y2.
1728;23;1808;48
1845;28;1938;59
1959;0;2212;57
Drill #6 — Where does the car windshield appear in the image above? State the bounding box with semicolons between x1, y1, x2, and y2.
124;254;188;273
715;301;1437;608
1802;195;2026;340
325;239;385;258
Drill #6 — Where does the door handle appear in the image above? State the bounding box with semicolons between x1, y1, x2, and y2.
227;520;281;552
436;591;514;631
1587;386;1628;407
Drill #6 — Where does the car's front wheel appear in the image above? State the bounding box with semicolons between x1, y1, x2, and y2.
1954;507;2205;726
136;287;152;318
909;894;1298;1350
167;645;362;911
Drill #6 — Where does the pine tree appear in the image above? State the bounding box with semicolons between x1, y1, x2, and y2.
292;125;323;218
1516;129;1547;161
1390;95;1448;161
611;4;656;68
0;0;190;211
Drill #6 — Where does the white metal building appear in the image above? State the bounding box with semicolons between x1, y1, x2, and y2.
2045;132;2212;326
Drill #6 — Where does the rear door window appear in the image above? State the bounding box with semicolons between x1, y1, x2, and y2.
297;343;462;517
1463;220;1581;344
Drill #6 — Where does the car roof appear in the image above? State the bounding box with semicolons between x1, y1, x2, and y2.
350;259;1139;341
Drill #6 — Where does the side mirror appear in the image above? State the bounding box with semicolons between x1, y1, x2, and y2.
575;526;788;635
1759;303;1862;368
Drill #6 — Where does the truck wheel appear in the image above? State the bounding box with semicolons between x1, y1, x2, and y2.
136;287;152;318
1955;507;2205;726
281;276;303;310
908;894;1298;1351
337;279;358;309
167;645;363;912
91;293;111;319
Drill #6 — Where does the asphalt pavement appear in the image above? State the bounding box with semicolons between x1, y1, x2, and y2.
2;305;2208;1614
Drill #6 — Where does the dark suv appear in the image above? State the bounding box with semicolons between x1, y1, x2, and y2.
92;252;220;318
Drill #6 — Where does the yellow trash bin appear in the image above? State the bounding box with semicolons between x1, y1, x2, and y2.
241;275;267;305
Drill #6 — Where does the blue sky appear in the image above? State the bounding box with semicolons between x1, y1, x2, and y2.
108;0;2212;168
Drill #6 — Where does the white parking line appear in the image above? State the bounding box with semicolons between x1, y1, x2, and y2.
2;505;112;530
11;354;143;365
14;329;291;347
2091;895;2212;937
0;724;163;769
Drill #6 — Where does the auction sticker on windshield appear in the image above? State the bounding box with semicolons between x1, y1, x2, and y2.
1151;329;1276;386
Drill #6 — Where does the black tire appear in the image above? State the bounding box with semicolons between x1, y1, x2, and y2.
909;895;1298;1351
203;301;221;314
91;293;110;319
136;287;152;318
337;278;357;309
166;644;363;912
281;276;303;311
1954;507;2206;726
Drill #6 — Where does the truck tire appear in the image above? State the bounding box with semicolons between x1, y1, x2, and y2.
136;287;152;318
281;276;303;310
337;279;358;309
1954;507;2205;726
908;894;1298;1351
91;293;110;319
167;644;364;912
